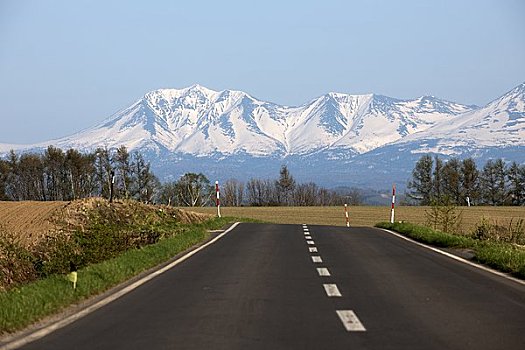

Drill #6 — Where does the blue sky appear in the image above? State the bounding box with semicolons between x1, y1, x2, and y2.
0;0;524;144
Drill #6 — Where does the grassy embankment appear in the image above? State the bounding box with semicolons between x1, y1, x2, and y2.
0;199;248;334
376;221;525;279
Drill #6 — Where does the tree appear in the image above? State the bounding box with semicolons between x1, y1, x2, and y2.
113;145;132;199
94;147;112;199
223;179;244;206
275;165;295;206
175;173;212;207
441;158;462;204
407;155;434;205
460;158;479;205
157;181;178;206
507;162;525;206
433;155;444;201
480;159;506;205
43;146;66;201
131;152;158;203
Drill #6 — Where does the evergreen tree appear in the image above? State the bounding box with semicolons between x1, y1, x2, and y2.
460;158;479;205
507;162;525;206
481;159;507;205
442;158;462;204
408;155;434;205
276;165;295;206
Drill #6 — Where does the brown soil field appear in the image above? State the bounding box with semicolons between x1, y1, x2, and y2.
0;201;67;246
188;206;525;233
0;200;211;247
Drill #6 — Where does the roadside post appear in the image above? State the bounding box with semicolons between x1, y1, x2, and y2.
110;171;115;203
390;184;396;224
344;204;349;227
215;181;221;218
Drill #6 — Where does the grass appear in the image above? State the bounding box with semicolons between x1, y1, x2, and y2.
376;221;525;280
188;206;525;232
0;216;240;334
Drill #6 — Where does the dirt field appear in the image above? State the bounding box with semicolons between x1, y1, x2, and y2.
0;200;211;247
188;206;525;232
0;201;67;246
2;201;524;246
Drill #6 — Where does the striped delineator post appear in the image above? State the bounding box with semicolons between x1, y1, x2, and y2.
215;181;221;218
390;184;396;224
344;204;349;227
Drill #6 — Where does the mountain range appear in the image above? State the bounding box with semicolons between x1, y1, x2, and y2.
2;82;524;189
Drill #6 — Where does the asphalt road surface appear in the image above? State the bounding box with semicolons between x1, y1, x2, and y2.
19;223;525;349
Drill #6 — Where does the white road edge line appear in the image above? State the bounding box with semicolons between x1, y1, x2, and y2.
317;268;331;276
309;247;318;253
336;310;366;331
380;228;525;287
0;222;242;350
312;256;323;263
323;284;342;297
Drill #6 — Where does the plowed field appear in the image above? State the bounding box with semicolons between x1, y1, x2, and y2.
0;201;67;246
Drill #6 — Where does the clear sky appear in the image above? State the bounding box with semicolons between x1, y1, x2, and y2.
0;0;524;144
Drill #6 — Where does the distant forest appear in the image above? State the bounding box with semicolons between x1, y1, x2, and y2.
407;155;525;206
2;147;523;206
0;146;357;206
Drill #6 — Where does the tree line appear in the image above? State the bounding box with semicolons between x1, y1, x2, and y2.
0;146;158;202
157;165;351;207
407;155;525;206
1;147;352;206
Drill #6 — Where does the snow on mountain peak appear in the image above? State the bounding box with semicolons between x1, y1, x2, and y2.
3;83;523;162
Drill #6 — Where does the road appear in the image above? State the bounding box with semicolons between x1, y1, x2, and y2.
18;223;525;349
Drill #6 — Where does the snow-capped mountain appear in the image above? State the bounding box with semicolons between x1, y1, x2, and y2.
1;82;524;188
393;82;525;155
11;84;474;156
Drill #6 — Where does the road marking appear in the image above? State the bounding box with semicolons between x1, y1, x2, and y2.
309;247;318;253
336;310;366;331
323;284;342;297
303;229;309;233
317;268;331;276
307;240;315;245
305;235;312;240
312;256;323;263
380;228;525;287
304;231;309;235
0;223;242;350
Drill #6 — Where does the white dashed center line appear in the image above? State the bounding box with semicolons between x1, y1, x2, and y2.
317;268;331;276
323;284;342;297
312;256;323;263
309;247;318;253
336;310;366;331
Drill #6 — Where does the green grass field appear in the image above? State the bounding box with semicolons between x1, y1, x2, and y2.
188;206;525;232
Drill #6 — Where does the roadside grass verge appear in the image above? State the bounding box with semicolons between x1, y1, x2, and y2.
376;222;525;280
0;217;243;334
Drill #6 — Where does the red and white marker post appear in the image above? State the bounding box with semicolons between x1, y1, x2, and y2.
215;181;221;218
344;203;349;227
390;184;396;224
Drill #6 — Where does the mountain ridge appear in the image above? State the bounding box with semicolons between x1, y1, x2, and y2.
1;82;524;188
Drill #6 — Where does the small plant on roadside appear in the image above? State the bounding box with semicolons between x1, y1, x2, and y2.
470;217;525;245
425;198;463;234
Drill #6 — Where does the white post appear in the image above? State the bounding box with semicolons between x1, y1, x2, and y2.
466;196;471;207
390;184;396;224
215;181;221;218
344;204;349;227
